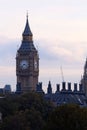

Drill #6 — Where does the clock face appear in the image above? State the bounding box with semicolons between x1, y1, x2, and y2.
34;60;38;69
20;60;28;70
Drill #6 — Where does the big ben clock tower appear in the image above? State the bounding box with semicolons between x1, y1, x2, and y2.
16;15;39;92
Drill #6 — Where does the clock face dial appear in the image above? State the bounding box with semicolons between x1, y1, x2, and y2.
34;60;38;69
20;60;28;70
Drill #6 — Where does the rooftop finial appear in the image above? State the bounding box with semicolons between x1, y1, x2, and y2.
26;10;28;20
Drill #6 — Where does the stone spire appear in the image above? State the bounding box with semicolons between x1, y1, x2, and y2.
81;57;87;96
83;57;87;76
85;57;87;68
22;14;33;42
47;81;52;94
23;13;32;36
18;14;36;52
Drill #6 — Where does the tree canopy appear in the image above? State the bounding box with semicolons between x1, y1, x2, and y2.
0;93;87;130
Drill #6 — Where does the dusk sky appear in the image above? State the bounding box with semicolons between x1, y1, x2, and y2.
0;0;87;91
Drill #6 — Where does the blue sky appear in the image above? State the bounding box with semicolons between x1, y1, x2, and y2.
0;0;87;91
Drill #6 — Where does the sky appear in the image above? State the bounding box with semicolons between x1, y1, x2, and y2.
0;0;87;92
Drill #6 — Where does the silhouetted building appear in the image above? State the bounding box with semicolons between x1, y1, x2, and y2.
36;82;44;94
4;85;11;94
0;89;4;94
16;82;21;94
42;82;87;107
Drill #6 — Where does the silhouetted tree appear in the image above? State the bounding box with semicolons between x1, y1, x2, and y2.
0;92;54;130
45;104;87;130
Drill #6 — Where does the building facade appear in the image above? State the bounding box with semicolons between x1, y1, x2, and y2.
16;15;39;92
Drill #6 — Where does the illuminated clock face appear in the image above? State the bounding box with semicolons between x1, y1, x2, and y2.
20;60;28;69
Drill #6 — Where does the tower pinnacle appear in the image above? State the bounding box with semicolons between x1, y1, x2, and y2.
84;57;87;68
22;14;33;42
26;11;28;20
22;14;32;36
